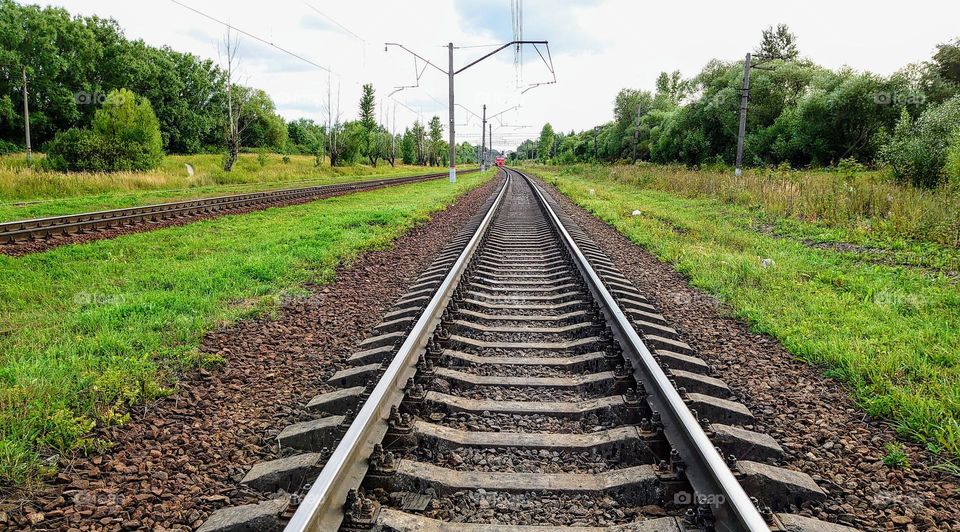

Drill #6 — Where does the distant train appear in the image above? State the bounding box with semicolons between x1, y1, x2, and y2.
495;156;506;167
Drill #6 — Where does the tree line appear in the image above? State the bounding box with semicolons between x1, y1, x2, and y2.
513;25;960;188
316;84;478;169
0;1;479;171
2;1;270;154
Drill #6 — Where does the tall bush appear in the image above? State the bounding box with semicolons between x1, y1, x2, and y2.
46;89;163;172
945;133;960;182
880;96;960;188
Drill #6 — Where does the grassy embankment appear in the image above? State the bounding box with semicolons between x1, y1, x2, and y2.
0;153;469;222
526;163;960;464
0;168;494;486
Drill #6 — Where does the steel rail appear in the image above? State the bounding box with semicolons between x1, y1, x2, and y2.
285;176;509;532
0;169;479;244
515;167;768;532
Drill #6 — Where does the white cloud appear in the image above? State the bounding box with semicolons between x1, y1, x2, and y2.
44;0;960;152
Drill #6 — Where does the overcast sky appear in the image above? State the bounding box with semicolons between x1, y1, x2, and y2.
46;0;960;152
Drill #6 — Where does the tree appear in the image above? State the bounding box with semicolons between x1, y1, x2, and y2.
221;29;247;171
0;1;110;148
321;74;343;167
358;83;379;166
509;26;960;172
287;118;325;164
401;127;416;164
410;121;427;165
241;89;286;149
91;88;162;152
537;123;555;163
428;116;443;166
327;121;348;167
945;130;960;181
655;71;687;105
112;41;226;152
933;38;960;85
457;141;476;164
755;24;799;61
613;89;655;161
345;121;366;164
383;130;399;167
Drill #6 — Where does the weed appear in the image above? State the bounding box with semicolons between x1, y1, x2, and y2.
883;443;910;468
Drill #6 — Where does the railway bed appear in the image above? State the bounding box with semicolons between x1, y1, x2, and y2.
200;169;854;532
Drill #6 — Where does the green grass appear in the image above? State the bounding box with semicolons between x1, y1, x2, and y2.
526;163;960;251
0;153;469;222
531;166;960;463
0;169;493;486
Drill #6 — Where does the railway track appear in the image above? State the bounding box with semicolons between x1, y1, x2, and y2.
0;169;477;245
200;169;851;532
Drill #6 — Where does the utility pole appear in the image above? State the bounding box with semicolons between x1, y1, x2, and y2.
391;102;397;166
447;43;456;182
735;52;751;177
22;66;31;163
489;123;493;164
632;97;642;163
481;104;487;171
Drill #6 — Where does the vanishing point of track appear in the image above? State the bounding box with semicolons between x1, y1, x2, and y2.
200;168;844;532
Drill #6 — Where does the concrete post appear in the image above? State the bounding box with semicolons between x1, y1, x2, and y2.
735;53;751;177
448;43;456;183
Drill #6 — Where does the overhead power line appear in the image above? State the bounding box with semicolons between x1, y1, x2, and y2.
170;0;430;122
169;0;330;73
303;3;366;43
303;3;367;69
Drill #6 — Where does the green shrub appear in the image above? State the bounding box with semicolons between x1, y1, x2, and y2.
46;128;160;172
45;129;108;171
0;139;21;155
837;157;866;180
881;96;960;188
45;89;163;172
946;131;960;183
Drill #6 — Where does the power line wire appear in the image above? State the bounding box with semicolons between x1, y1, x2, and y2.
169;0;330;73
170;0;430;122
303;3;366;43
303;3;366;69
